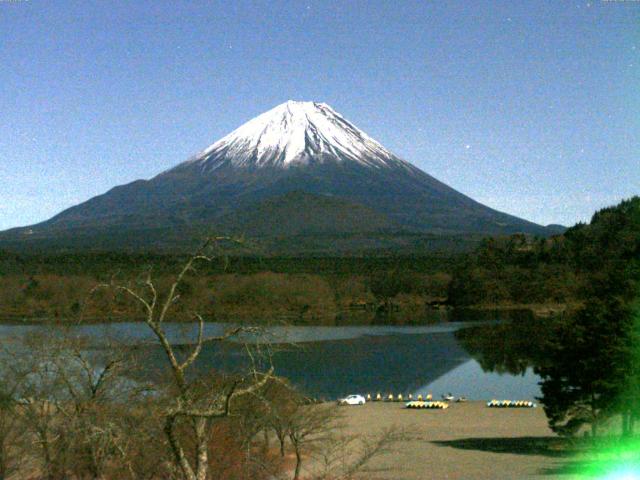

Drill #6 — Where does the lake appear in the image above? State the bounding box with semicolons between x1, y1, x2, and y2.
0;320;542;401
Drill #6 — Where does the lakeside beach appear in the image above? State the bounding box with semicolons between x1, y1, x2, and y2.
333;401;575;480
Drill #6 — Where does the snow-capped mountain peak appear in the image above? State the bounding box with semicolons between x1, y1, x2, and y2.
3;101;556;251
189;101;403;170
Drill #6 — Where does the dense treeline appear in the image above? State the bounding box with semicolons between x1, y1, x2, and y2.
449;197;640;310
0;252;453;323
448;235;581;307
0;251;455;277
537;197;640;437
0;234;581;323
0;271;452;324
0;246;459;324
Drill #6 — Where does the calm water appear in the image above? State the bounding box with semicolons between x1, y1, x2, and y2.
0;320;541;401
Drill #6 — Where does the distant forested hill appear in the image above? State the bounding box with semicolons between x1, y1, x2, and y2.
448;196;640;308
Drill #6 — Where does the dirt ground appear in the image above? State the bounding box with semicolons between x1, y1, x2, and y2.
335;401;582;480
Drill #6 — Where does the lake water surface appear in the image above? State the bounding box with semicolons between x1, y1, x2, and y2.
0;320;541;401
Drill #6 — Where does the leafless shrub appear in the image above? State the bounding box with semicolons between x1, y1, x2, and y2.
310;425;410;480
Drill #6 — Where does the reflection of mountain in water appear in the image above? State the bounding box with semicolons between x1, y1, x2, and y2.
416;360;541;400
268;333;469;399
149;331;470;400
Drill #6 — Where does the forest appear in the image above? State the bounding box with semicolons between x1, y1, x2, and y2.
0;197;638;325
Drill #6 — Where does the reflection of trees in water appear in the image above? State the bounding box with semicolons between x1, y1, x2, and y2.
455;319;553;376
457;312;640;438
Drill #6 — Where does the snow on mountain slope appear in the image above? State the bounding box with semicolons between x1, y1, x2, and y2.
185;100;409;170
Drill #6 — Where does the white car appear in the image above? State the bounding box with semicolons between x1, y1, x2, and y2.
338;394;366;406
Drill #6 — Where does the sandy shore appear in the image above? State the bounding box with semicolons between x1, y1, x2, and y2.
336;401;579;479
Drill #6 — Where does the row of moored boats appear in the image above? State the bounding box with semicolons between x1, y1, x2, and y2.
367;393;464;402
486;400;537;408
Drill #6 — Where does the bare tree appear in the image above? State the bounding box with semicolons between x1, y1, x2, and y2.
286;404;337;480
13;332;138;480
95;238;276;480
51;338;131;479
114;399;174;480
262;380;300;459
309;425;409;480
18;343;74;480
0;348;30;480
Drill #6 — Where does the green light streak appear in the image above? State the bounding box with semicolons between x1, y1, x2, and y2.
573;304;640;478
573;439;640;478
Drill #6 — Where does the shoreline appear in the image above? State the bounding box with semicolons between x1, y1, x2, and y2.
0;303;564;326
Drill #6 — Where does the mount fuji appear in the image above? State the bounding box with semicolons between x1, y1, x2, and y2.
1;101;561;253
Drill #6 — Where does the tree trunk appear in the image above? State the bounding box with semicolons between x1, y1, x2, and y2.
0;441;8;480
293;447;302;480
276;431;286;457
245;440;252;479
40;429;56;480
0;450;6;480
195;417;209;480
164;415;197;480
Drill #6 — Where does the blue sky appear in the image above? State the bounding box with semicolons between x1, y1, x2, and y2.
1;0;638;230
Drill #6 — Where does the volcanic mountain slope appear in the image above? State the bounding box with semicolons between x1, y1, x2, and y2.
1;101;561;252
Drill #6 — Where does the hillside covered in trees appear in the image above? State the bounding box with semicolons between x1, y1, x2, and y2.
448;196;640;311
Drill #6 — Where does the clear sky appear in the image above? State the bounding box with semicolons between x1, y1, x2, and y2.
1;0;638;230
